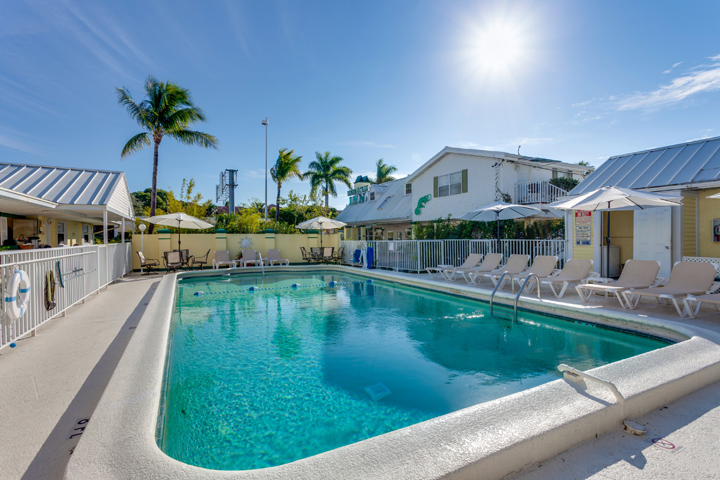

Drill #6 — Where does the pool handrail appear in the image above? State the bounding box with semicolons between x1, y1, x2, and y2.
489;271;512;317
558;364;625;405
514;273;541;320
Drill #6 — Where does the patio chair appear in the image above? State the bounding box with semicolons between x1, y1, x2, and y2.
428;253;482;280
311;247;323;263
189;249;211;270
512;256;558;292
136;251;159;275
331;247;345;264
266;249;289;266
213;251;235;269
239;249;260;267
623;261;718;316
164;251;183;274
575;259;661;309
541;258;595;298
468;254;530;288
445;253;503;283
321;247;334;263
683;292;720;318
300;247;314;264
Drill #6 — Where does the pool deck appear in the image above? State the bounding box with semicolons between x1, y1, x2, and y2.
1;269;719;479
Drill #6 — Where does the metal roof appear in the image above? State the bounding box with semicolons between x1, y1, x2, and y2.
0;163;134;219
335;178;412;225
571;136;720;195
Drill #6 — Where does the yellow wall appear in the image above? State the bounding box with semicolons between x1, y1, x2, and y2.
572;211;594;260
130;233;341;270
698;187;720;257
21;215;94;247
602;210;633;266
683;195;698;256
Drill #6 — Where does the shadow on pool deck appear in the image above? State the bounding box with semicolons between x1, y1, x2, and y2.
20;279;160;480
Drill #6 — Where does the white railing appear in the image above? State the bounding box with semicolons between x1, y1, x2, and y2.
341;239;566;273
514;180;568;205
0;243;132;351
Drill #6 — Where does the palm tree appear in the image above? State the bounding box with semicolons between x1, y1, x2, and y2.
271;149;304;222
305;151;353;207
116;76;218;232
374;158;398;184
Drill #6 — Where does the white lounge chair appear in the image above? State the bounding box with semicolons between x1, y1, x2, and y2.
623;261;718;316
541;258;595;298
428;253;483;280
683;292;720;318
239;249;260;267
447;253;504;283
213;250;235;269
575;259;661;309
512;255;558;292
468;254;530;288
266;249;289;266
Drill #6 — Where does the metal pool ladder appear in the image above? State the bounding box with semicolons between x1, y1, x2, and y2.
490;272;541;321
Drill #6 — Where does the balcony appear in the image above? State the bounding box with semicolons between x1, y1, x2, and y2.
514;180;569;205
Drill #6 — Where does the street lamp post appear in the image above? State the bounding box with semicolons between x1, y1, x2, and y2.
262;117;268;222
138;223;146;274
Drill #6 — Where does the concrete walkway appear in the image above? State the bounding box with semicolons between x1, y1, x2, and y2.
1;270;719;479
0;274;159;480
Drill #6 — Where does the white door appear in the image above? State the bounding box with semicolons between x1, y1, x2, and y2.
633;207;672;279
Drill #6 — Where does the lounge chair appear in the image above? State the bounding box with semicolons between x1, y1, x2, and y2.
445;253;503;283
189;249;211;270
239;249;260;267
575;259;661;309
683;292;720;318
541;258;595;298
512;255;558;291
266;249;289;266
136;251;159;275
468;254;530;288
164;251;183;274
213;251;235;269
623;261;718;316
427;253;482;280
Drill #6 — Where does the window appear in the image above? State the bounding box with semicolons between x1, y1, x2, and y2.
397;231;403;240
437;171;462;197
378;196;392;210
552;169;558;179
82;225;90;243
369;192;375;201
405;183;412;195
57;222;66;245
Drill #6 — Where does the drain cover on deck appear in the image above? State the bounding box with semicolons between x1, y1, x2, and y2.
365;383;391;401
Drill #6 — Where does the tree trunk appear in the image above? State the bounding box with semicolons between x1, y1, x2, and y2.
275;182;281;222
149;140;160;234
325;180;329;207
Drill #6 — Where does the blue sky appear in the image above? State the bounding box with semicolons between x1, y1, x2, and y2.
2;1;720;208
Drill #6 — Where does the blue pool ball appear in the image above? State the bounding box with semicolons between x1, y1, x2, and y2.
292;283;299;289
248;286;256;292
193;291;205;296
10;343;16;348
367;279;373;284
329;281;337;287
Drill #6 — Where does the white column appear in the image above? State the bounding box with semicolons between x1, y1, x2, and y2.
103;209;108;245
121;218;125;243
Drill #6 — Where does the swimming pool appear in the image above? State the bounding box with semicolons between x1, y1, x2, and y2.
160;271;669;471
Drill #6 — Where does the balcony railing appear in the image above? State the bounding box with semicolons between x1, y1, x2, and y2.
514;180;568;205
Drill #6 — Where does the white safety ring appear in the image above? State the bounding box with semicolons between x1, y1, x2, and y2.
5;269;30;320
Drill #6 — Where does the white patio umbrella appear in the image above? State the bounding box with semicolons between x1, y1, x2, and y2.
142;212;213;251
295;216;347;247
460;201;547;252
549;186;682;277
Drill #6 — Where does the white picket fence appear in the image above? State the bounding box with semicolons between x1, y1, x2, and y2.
0;243;132;351
341;239;566;273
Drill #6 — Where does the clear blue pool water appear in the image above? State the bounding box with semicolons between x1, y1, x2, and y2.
160;271;670;471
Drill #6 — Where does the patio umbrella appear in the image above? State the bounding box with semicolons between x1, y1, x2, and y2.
141;212;213;251
296;216;347;247
460;201;546;252
549;186;682;277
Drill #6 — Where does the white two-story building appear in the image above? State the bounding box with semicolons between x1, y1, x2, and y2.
337;146;591;240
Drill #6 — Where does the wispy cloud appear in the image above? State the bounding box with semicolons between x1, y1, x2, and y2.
338;141;395;149
616;55;720;111
663;61;683;75
513;137;555;147
0;127;47;155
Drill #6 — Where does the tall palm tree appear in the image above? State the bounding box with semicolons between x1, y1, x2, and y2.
271;148;304;222
305;151;353;207
116;76;218;232
374;158;398;184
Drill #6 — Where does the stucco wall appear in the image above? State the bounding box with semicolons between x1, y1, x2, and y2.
697;187;720;258
571;211;594;260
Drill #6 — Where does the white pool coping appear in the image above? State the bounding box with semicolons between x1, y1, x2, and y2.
65;266;720;480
